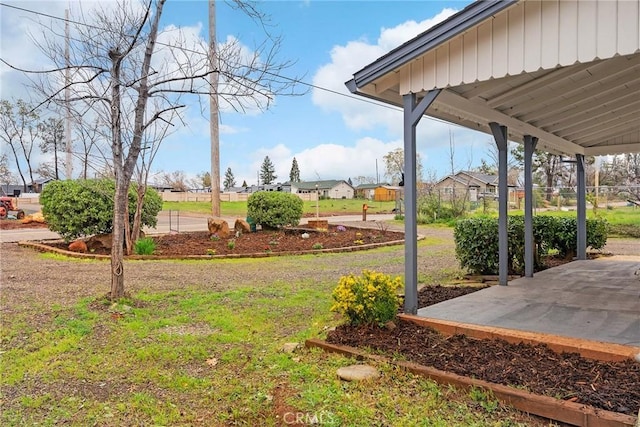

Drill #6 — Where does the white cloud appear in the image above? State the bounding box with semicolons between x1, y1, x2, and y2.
294;137;402;182
311;7;459;137
377;9;458;51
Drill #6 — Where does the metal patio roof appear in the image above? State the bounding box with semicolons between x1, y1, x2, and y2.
346;0;640;157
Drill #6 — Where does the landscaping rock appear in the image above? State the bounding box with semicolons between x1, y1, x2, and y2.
337;364;379;382
86;233;112;251
21;211;45;224
68;240;87;253
208;218;230;238
234;218;251;234
384;320;396;331
281;342;300;354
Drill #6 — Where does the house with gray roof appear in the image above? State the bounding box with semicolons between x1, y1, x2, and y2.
290;180;354;199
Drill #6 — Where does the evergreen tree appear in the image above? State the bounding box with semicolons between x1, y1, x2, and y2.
289;157;301;182
347;177;353;186
241;179;248;187
260;155;277;185
223;167;236;190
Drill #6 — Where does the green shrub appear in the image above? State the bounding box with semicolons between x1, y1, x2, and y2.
40;179;162;241
247;191;303;229
134;237;156;255
331;270;403;326
453;217;499;275
454;216;609;275
417;194;465;224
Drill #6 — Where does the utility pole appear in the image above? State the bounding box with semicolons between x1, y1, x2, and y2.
65;9;73;179
209;0;220;216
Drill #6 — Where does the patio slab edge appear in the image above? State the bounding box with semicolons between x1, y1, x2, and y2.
305;338;638;427
398;314;640;362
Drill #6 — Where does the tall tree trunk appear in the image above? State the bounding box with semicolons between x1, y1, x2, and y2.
124;200;132;256
53;140;60;180
7;143;27;193
131;183;146;243
111;175;127;298
109;0;165;299
109;49;125;300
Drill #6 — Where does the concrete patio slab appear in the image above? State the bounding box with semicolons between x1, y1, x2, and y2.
417;256;640;347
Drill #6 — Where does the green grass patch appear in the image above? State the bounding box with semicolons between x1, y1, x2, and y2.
162;199;397;217
2;260;537;426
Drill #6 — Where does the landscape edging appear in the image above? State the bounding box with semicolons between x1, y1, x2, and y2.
398;314;640;362
305;338;638;427
17;238;407;260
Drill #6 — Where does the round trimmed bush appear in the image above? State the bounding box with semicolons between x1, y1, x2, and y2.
246;191;303;229
40;179;162;241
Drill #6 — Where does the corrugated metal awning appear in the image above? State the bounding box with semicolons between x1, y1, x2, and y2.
346;0;640;156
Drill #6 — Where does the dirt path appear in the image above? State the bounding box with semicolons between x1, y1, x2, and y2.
2;226;636;312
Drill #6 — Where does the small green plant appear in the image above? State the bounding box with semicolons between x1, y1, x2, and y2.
206;248;216;256
469;387;499;413
354;239;364;245
210;234;220;241
227;240;236;250
331;270;403;326
134;237;156;255
312;243;323;250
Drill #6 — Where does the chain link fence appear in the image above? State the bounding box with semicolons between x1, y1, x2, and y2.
416;185;640;223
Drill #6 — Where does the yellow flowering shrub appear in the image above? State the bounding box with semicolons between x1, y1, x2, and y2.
330;270;403;326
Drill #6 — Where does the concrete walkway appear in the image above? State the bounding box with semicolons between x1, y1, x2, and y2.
418;256;640;347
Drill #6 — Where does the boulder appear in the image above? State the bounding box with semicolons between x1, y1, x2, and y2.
281;342;300;354
234;218;251;234
86;233;113;251
207;218;230;238
21;211;46;224
336;364;380;382
68;240;88;253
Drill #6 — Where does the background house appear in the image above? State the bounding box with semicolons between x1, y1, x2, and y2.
434;171;519;202
434;171;500;201
291;180;354;199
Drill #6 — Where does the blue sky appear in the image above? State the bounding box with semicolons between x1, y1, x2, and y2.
1;0;499;188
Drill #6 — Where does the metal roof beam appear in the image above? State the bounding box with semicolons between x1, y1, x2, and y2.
560;110;640;141
514;73;640;123
585;143;640;156
486;63;594;108
536;89;640;130
438;90;584;154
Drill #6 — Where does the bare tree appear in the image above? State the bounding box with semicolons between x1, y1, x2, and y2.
353;176;377;186
383;148;424;185
158;170;189;192
0;153;15;195
0;99;40;192
37;116;65;180
74;116;110;179
4;0;303;299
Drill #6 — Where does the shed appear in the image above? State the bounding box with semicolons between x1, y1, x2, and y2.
373;185;402;202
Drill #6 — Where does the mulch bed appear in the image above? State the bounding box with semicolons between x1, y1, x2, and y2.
45;225;404;257
0;220;48;230
327;285;640;417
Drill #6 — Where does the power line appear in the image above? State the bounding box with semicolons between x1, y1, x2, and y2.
0;1;457;128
